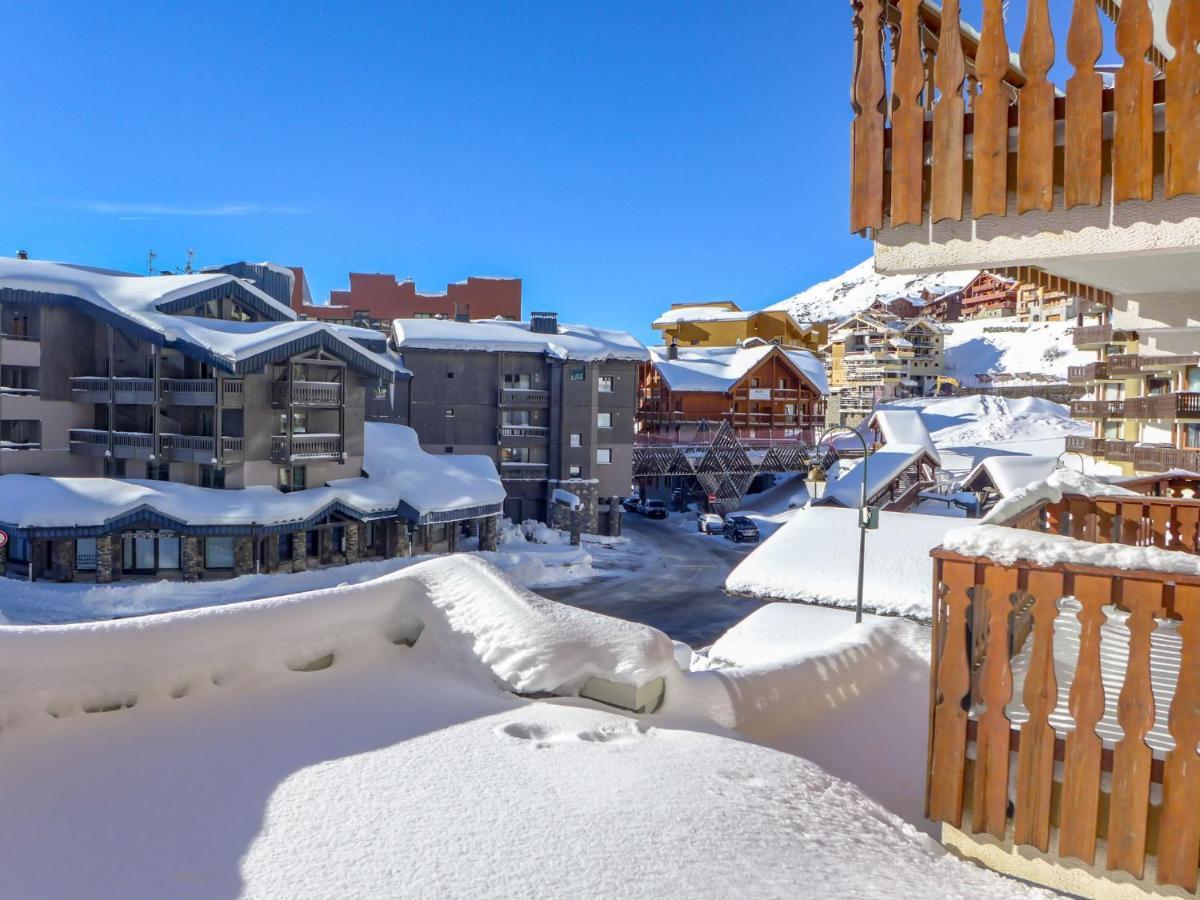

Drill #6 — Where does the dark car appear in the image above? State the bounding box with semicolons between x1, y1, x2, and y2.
640;499;668;520
621;495;641;513
723;515;759;543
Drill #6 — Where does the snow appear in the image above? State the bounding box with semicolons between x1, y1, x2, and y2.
647;344;828;394
652;304;756;325
819;444;933;508
705;602;880;668
963;454;1060;496
726;506;965;618
868;407;942;466
768;258;978;324
0;557;1041;898
391;317;649;362
980;467;1139;527
0;422;504;530
943;317;1092;388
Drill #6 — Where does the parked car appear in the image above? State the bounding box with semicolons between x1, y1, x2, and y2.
640;499;668;520
697;512;724;534
723;515;760;543
621;495;641;513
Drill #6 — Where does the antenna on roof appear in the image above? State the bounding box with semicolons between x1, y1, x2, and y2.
184;248;195;274
147;250;157;275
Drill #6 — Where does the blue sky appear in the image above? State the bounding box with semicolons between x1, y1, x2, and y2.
15;2;1084;343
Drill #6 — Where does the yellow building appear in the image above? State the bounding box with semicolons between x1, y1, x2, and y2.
652;301;824;354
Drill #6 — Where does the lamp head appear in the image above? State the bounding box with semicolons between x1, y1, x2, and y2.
806;464;827;502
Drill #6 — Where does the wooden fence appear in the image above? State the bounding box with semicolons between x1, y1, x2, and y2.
850;0;1200;233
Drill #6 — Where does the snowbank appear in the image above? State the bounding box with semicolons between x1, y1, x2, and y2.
981;467;1138;526
705;602;874;668
0;555;674;727
726;507;964;618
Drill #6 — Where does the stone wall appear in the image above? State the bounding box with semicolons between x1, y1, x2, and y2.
182;536;203;581
234;538;254;576
96;534;117;583
480;515;499;552
291;531;308;573
50;539;74;582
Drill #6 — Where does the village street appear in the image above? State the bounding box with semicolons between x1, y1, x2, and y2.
539;513;765;648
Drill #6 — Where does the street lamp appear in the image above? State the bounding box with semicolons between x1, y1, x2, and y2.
1056;449;1086;474
806;425;873;625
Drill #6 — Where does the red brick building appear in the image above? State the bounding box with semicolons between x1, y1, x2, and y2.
294;273;521;328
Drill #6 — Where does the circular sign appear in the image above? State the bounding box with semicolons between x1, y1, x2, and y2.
0;530;8;549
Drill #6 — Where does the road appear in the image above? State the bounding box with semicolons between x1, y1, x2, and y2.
538;513;766;648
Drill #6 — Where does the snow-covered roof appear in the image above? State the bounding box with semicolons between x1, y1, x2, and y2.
962;455;1059;497
867;408;942;467
819;445;937;508
647;344;828;395
0;257;402;380
981;468;1140;526
0;423;503;534
391;318;648;362
651;305;811;331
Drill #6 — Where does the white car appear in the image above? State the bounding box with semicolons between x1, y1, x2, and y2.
697;513;724;535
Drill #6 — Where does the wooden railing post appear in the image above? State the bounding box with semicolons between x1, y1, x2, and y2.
1064;0;1104;208
971;0;1012;219
929;558;975;826
1113;0;1156;203
1158;583;1200;891
1017;0;1055;213
930;0;966;223
850;0;886;233
1165;0;1200;199
972;564;1018;837
890;0;925;226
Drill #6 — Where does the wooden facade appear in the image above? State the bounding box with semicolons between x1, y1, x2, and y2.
849;0;1200;235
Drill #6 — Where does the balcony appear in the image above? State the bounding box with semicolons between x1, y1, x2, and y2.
1068;399;1124;419
1132;444;1200;474
1104;439;1136;462
1140;354;1200;372
1066;362;1107;384
157;434;245;464
1107;354;1144;377
1072;325;1114;349
161;378;245;408
272;380;343;408
499;425;549;440
1064;435;1104;456
1124;392;1200;421
270;433;343;464
68;429;154;460
849;1;1198;237
70;376;155;405
498;388;550;408
0;335;40;367
498;462;549;481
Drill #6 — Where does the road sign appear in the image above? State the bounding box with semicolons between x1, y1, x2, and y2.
0;530;8;549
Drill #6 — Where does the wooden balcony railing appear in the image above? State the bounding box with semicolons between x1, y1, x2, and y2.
851;0;1200;234
1069;399;1125;419
1107;354;1144;376
1133;444;1200;474
1064;435;1105;455
1104;439;1137;461
1067;362;1108;383
1073;324;1115;348
1124;392;1200;420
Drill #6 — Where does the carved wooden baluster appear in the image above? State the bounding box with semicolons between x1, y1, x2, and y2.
1107;579;1162;879
1177;503;1200;553
890;0;925;226
1017;0;1055;213
972;565;1018;838
850;0;887;233
1059;574;1110;864
930;0;966;223
1149;502;1171;549
1158;583;1200;891
971;0;1011;219
1113;0;1156;203
929;559;975;826
1013;570;1063;851
1064;0;1104;208
1165;0;1200;199
1095;499;1117;544
1069;497;1094;541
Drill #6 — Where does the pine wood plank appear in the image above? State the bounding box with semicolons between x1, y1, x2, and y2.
890;0;926;226
1017;0;1055;213
1064;0;1104;208
1012;569;1062;851
1165;0;1200;199
930;0;966;223
1059;573;1110;865
1113;0;1156;203
929;559;975;826
1157;583;1200;891
971;0;1012;219
972;565;1018;838
1106;578;1161;879
849;0;887;233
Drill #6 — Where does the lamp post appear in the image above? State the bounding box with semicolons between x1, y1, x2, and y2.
805;425;873;624
1056;449;1086;474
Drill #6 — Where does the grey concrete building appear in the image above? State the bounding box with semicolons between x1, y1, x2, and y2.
0;256;504;582
375;312;648;533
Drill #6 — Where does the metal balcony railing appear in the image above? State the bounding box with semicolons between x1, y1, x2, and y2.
499;425;549;439
498;388;550;408
498;462;549;480
270;433;343;463
272;380;343;408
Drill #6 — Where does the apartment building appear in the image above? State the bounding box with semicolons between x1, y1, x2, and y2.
651;302;825;353
294;272;521;329
847;0;1200;893
637;340;827;442
378;312;647;532
823;312;948;424
0;257;504;583
957;272;1018;320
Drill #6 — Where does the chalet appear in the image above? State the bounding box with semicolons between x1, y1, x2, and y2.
958;272;1018;321
637;341;827;442
651;302;824;354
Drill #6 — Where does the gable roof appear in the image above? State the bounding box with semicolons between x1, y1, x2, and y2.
391;318;648;362
648;344;828;395
818;445;939;508
867;408;943;467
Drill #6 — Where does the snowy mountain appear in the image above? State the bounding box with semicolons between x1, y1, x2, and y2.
943;318;1094;387
768;258;978;324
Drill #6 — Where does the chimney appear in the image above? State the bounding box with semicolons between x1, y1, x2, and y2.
668;340;679;360
15;250;28;260
529;311;558;335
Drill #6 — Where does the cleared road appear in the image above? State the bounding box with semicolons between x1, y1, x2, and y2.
538;513;766;647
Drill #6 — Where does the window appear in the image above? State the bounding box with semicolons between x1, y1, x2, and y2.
1186;424;1200;449
569;465;582;478
200;465;225;489
413;312;433;319
597;412;612;428
503;373;531;389
278;466;306;492
279;411;308;434
158;537;180;570
502;410;530;426
750;377;760;388
75;538;98;571
446;370;455;379
444;446;454;453
500;447;530;463
596;448;612;465
205;537;236;569
570;433;582;448
598;376;614;393
570;367;585;381
429;524;448;543
8;535;29;563
445;408;455;417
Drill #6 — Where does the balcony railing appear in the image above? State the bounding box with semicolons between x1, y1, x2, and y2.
1066;362;1107;383
498;388;550;408
1140;354;1200;372
850;0;1199;234
1073;325;1115;348
1124;392;1200;420
498;462;549;480
1069;399;1124;419
272;380;343;408
1107;354;1144;377
70;376;153;404
270;433;343;463
160;378;245;408
1104;439;1137;462
499;425;549;440
68;429;154;460
1064;435;1105;455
